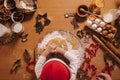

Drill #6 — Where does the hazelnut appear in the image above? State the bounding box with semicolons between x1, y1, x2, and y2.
107;33;114;39
102;30;108;36
105;24;112;30
111;27;116;33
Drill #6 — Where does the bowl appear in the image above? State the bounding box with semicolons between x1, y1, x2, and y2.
11;11;24;22
76;5;89;18
11;22;24;34
4;0;15;10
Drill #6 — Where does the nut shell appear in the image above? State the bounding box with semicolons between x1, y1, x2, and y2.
111;27;116;33
105;24;112;30
107;33;114;39
102;30;108;36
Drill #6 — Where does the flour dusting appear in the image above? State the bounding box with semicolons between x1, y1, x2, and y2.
37;31;84;67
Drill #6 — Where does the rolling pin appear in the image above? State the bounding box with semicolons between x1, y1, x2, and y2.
100;37;120;58
92;35;120;65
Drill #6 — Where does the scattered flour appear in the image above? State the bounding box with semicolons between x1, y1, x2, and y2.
37;31;84;67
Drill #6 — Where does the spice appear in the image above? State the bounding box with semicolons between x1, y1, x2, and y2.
11;11;24;22
4;0;15;10
0;8;11;24
12;22;24;33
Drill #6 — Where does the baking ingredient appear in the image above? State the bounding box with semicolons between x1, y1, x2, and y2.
105;24;112;30
89;15;96;21
115;16;120;27
96;27;102;32
91;24;97;29
95;0;104;8
86;20;92;26
0;8;11;22
4;0;15;10
11;11;24;22
102;30;108;36
89;0;104;14
103;13;113;23
103;9;120;23
107;33;114;39
49;38;67;49
110;28;116;33
99;21;106;27
12;22;23;33
20;1;34;10
37;31;84;66
94;18;101;24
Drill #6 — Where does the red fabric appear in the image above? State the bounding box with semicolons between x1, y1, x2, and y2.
40;60;70;80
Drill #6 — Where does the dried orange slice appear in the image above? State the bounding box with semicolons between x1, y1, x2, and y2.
95;0;104;8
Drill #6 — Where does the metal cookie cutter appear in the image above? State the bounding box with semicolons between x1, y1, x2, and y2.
35;13;51;33
84;34;91;43
20;33;28;42
76;29;85;39
23;49;36;72
10;59;21;74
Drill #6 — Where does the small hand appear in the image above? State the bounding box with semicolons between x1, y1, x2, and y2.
46;41;58;53
47;41;67;55
96;73;112;80
41;41;57;57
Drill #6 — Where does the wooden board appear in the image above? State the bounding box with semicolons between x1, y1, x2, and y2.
0;0;120;80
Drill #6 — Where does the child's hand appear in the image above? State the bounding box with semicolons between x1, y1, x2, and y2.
55;46;67;55
46;41;58;53
41;41;57;57
96;73;112;80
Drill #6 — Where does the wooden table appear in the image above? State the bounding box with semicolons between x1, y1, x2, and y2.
0;0;120;80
